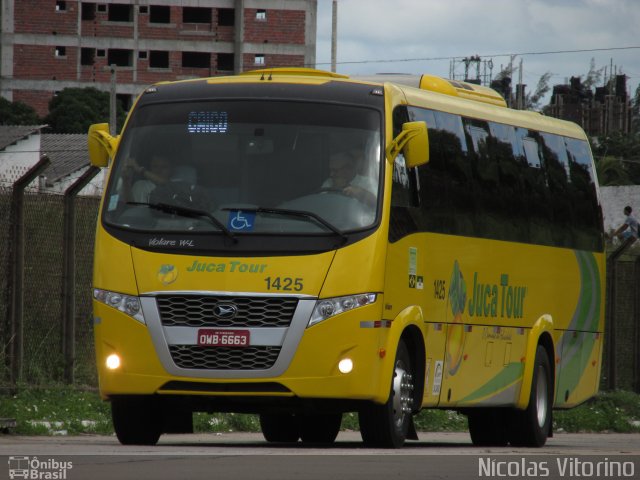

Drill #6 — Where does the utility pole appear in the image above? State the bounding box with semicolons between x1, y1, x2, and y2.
331;0;337;73
517;57;524;110
109;64;117;135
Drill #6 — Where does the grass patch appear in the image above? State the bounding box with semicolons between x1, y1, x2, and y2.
1;387;639;436
554;390;640;433
0;386;112;435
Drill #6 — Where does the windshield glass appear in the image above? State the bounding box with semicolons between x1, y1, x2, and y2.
103;101;382;235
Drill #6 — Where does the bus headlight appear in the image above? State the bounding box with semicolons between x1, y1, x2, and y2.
309;293;377;327
93;288;145;324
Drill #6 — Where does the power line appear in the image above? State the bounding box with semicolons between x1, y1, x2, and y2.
314;45;640;67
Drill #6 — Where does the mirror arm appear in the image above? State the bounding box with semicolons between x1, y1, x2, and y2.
386;129;416;162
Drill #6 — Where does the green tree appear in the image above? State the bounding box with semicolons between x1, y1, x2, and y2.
525;72;552;111
594;156;633;186
0;97;41;125
592;133;640;184
582;57;604;91
45;87;126;134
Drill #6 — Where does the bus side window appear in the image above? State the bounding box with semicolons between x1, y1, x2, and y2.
541;132;572;248
517;131;554;247
565;137;602;251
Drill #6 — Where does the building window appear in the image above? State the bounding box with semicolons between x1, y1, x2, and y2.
81;48;95;65
254;54;265;66
55;46;67;57
108;4;132;22
149;6;171;24
138;51;148;60
55;1;67;12
182;52;210;69
81;3;96;21
217;53;234;71
139;6;148;14
183;7;211;23
256;9;266;21
96;4;107;14
107;49;133;67
149;51;169;69
96;49;106;58
218;8;234;26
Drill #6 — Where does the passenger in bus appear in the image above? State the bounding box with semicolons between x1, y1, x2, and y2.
130;153;172;203
149;164;213;212
613;205;638;242
322;150;376;206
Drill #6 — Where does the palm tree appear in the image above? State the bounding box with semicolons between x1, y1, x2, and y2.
594;156;633;186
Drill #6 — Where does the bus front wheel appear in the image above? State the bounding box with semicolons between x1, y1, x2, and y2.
359;340;415;448
111;397;162;445
299;413;342;443
259;413;300;443
509;346;552;447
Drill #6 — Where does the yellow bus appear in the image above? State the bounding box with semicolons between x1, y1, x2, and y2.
88;68;605;448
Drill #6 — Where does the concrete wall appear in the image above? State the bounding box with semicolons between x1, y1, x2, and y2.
600;185;640;234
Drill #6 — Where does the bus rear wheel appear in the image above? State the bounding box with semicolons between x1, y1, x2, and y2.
359;340;415;448
299;413;342;443
259;413;300;443
509;346;552;447
111;397;162;445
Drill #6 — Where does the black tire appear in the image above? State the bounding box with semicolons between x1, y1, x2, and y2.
259;413;300;443
468;408;509;446
508;346;552;447
111;397;162;446
359;340;415;448
299;413;342;444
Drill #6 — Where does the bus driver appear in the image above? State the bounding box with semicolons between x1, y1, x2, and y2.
322;150;376;206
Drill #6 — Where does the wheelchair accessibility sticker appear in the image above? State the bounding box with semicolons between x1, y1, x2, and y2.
228;210;256;232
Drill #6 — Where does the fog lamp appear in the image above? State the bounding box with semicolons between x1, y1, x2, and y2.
338;358;353;374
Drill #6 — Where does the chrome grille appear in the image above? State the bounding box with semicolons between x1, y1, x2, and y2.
156;295;298;328
168;345;281;370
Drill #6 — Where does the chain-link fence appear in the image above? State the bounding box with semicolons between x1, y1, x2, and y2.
1;188;99;388
0;186;13;385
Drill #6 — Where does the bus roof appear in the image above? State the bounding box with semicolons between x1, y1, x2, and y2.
151;68;588;141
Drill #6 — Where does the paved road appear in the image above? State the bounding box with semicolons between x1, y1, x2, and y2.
1;432;639;480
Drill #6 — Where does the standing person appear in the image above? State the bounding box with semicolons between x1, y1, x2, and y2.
613;205;639;242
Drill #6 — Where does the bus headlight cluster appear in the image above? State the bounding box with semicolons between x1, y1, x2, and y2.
309;293;377;327
93;288;145;324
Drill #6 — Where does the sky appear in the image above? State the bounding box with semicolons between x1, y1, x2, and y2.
315;0;640;105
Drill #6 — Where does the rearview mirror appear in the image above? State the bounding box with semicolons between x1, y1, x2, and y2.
386;121;429;168
87;123;119;167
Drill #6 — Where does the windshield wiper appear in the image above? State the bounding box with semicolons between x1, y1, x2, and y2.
223;207;348;246
127;202;237;243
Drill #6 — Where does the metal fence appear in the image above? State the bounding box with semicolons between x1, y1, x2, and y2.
604;240;640;391
1;161;100;389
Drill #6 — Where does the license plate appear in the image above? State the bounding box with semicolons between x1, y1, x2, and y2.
197;329;250;348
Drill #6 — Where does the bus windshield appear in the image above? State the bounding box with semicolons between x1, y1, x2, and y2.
103;100;382;236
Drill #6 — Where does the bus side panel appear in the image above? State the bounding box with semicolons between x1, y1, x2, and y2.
555;331;603;407
384;231;604;410
383;233;448;406
439;325;528;407
554;250;605;407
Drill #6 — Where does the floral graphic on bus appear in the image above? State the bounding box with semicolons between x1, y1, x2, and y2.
446;260;467;376
157;264;178;285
